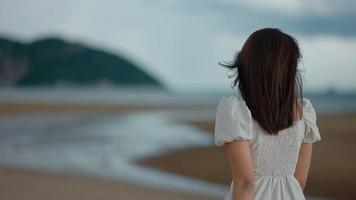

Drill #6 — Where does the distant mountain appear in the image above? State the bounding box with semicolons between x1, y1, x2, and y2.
0;37;164;88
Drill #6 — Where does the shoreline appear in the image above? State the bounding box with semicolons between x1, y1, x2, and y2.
0;101;213;114
1;102;355;199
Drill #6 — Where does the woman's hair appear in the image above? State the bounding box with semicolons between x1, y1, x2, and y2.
220;28;303;135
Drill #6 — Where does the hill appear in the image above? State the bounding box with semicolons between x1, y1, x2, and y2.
0;37;163;88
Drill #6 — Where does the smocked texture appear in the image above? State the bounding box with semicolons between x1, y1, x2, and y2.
214;92;321;200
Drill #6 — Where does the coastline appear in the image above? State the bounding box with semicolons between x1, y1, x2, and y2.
0;102;355;199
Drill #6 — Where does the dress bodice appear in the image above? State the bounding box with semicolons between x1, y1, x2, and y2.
214;93;321;199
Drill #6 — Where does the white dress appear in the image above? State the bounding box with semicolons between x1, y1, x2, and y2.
214;92;321;200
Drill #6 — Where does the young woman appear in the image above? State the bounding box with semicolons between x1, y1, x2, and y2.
214;28;321;200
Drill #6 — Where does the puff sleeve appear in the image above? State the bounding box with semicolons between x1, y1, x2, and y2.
302;98;322;143
214;96;253;147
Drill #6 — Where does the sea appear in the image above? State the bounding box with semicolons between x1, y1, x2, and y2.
0;86;354;199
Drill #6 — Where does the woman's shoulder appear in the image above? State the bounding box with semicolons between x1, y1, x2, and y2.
216;94;249;115
299;97;321;143
214;94;253;146
218;95;316;117
217;95;240;107
217;92;245;106
299;97;317;117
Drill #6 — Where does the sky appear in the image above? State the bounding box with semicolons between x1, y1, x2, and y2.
0;0;355;93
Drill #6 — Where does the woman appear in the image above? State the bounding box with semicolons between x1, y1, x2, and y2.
214;28;321;200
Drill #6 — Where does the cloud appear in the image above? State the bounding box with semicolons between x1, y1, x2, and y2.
220;0;356;17
298;35;356;91
170;0;356;37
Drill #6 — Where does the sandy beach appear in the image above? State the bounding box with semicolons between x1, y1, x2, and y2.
1;102;355;200
0;167;217;200
0;101;207;114
0;102;219;200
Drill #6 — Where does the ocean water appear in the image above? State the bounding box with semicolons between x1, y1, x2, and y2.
0;87;227;197
0;110;228;196
0;87;352;199
0;86;355;113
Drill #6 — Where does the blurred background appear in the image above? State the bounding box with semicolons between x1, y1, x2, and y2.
0;0;355;199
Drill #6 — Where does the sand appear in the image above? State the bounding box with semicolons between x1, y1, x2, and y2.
0;101;210;114
0;167;217;200
138;114;356;200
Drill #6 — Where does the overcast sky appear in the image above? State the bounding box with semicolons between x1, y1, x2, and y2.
1;0;355;92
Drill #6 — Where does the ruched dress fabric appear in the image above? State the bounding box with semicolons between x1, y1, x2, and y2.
214;92;321;200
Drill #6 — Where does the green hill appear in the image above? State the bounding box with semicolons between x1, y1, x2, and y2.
0;37;163;88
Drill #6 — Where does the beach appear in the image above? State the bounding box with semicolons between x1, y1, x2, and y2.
0;167;217;200
0;100;222;200
0;99;355;200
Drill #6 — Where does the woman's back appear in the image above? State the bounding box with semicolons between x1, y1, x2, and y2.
214;92;321;199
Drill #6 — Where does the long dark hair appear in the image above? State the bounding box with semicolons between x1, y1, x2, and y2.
220;28;303;135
